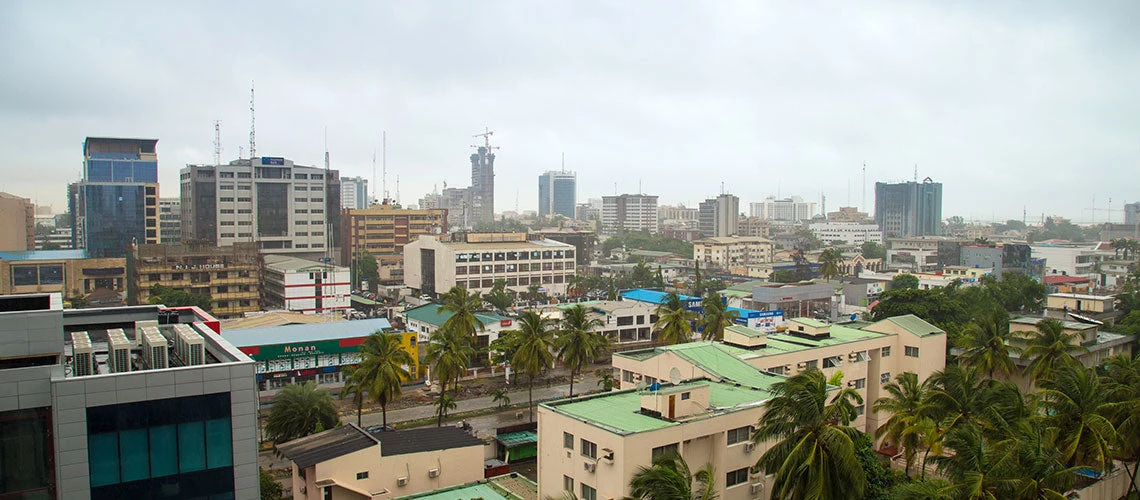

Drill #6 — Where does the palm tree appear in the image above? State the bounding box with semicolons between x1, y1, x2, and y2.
425;325;474;427
596;368;615;391
509;311;556;422
889;478;955;500
1102;353;1140;496
436;393;457;421
556;305;608;397
352;332;413;428
340;366;367;427
921;364;1011;438
697;291;738;341
439;286;486;340
1021;318;1087;383
818;247;844;280
653;292;698;345
1005;422;1077;499
1039;363;1118;470
628;451;717;500
752;369;866;499
874;372;929;478
929;426;1017;500
492;388;510;408
265;381;339;443
956;310;1020;379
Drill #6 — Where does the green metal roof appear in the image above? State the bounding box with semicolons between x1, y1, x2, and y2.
544;380;772;435
666;343;785;389
403;303;509;328
877;314;946;337
495;431;537;448
725;325;765;338
768;323;887;348
1010;316;1096;331
791;318;828;328
613;348;662;361
396;474;538;500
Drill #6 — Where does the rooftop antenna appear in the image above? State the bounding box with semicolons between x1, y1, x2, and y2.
913;164;917;183
213;120;222;165
248;82;256;159
395;174;400;205
561;152;565;173
382;131;388;202
371;150;377;205
515;188;519;212
238;145;244;159
323;128;333;264
323;127;329;172
862;162;866;212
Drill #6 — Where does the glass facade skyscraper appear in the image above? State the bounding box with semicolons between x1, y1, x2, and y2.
76;138;161;258
538;170;576;219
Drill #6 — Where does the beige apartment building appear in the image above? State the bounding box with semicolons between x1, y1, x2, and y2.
0;249;126;299
611;316;947;437
276;425;485;499
1002;316;1134;392
693;236;775;271
127;242;261;318
0;192;35;251
403;233;576;296
540;300;660;345
339;202;448;285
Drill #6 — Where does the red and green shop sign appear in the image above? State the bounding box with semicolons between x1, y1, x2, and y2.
238;337;366;362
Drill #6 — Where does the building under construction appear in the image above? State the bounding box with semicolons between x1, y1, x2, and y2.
127;242;261;319
469;130;497;225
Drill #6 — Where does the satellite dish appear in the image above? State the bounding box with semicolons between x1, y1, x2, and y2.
668;367;683;384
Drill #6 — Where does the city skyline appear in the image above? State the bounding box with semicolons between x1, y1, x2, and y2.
2;2;1138;223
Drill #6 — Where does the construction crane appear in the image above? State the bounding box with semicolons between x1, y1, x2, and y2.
471;128;499;151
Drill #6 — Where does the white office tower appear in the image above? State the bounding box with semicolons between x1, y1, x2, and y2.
141;326;169;370
107;328;133;373
174;323;205;366
71;331;94;376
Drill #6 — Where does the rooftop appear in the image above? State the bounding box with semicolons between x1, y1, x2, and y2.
263;254;348;272
396;473;537;500
403;303;510;328
220;310;346;330
659;342;786;388
0;249;89;261
445;239;574;251
791;318;828;328
1048;293;1115;301
1010;316;1097;331
695;236;773;244
275;425;376;470
373;426;483;456
768;322;889;347
872;315;946;337
222;318;392;347
542;379;772;435
620;289;697;305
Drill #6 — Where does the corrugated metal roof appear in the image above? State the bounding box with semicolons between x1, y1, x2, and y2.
403;303;508;328
221;318;392;347
0;249;88;261
621;289;696;305
275;425;377;469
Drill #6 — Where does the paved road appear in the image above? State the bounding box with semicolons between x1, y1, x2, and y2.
359;371;602;428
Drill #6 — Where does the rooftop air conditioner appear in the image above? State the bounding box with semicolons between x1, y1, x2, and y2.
396;477;408;487
107;328;132;373
428;468;439;478
141;326;168;370
71;332;94;377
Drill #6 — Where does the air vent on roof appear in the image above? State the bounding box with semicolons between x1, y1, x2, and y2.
141;326;168;370
71;331;94;377
107;328;132;373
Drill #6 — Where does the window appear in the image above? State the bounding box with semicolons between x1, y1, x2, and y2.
580;439;597;459
881;346;891;357
295;197;308;202
881;372;891;384
853;378;866;389
219;184;234;190
219;197;234;202
220;209;234;214
823;356;842;368
726;467;750;487
802;359;818;369
580;484;597;500
356;471;369;480
727;426;753;445
768;366;785;375
856;404;865;416
681;392;690;400
652;443;678;459
564;432;574;449
563;475;574;492
623;370;635;383
905;346;920;358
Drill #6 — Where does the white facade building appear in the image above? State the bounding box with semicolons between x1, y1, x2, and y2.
158;197;181;244
693;236;775;269
808;222;884;245
749;196;817;221
403;233;577;296
262;255;351;313
602;194;659;235
340;176;369;210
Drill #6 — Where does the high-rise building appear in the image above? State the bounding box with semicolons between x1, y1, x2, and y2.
339;202;448;285
538;170;577;219
158;197;182;244
698;194;739;238
0;192;35;251
1126;202;1140;225
469;138;496;224
0;293;259;499
74;137;161;258
180;157;341;256
874;179;943;238
339;176;369;210
749;196;816;221
601;194;658;235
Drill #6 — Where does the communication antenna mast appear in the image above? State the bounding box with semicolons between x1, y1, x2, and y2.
382;131;388;202
248;82;256;159
395;174;400;205
371;150;377;206
213;120;222;165
862;162;866;212
323;128;333;265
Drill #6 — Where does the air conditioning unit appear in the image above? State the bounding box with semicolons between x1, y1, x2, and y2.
750;482;765;495
796;362;806;369
71;332;94;377
601;448;615;462
848;352;858;361
783;364;792;373
141;326;168;370
743;442;756;453
428;468;440;478
396;477;409;487
584;462;597;473
107;328;133;373
847;380;855;387
174;324;205;366
566;450;572;458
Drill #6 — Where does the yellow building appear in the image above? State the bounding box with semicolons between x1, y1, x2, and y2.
340;202;448;285
127;242;261;319
0;249;126;303
0;192;35;251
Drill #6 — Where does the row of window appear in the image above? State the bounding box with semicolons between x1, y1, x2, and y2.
293;197;324;203
294;221;325;226
294;208;325;213
456;262;573;274
455;249;574;262
455;274;571;289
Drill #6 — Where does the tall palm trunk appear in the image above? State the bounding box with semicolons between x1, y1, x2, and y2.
380;394;388;428
436;378;447;427
528;374;535;422
568;366;577;397
356;398;363;427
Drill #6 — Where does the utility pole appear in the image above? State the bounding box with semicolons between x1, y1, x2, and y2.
213;120;222;165
248;82;256;159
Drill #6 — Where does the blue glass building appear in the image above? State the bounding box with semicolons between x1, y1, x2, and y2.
538;170;576;219
77;138;161;258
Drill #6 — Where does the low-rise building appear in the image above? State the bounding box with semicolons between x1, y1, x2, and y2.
540;300;659;345
530;228;596;266
1041;275;1094;294
262;255;351;314
808;222;883;246
0;192;36;251
0;293;259;499
127;242;262;319
942;265;992;284
276;425;486;500
0;249;127;301
221;318;415;391
1045;293;1119;323
397;474;537;499
403;233;577;296
339;202;448;285
693;236;775;271
1031;242;1113;283
400;303;513;376
1005;316;1134;391
746;281;835;318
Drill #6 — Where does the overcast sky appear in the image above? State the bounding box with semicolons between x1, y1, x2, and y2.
2;1;1138;224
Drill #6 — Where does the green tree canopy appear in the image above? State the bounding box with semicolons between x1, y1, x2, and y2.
860;241;886;260
148;284;212;311
891;273;920;290
265;381;339;443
